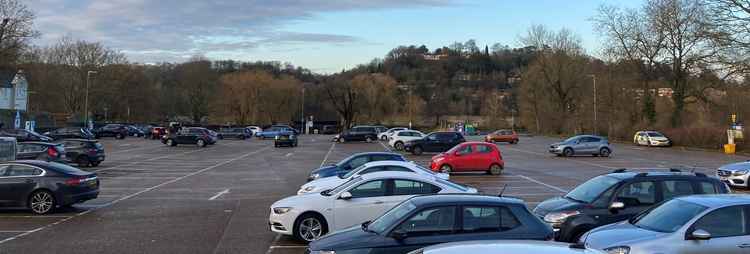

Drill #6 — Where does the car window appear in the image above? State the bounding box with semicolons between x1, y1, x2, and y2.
662;180;696;200
349;180;387;198
371;155;394;161
398;132;409;137
0;165;9;176
463;206;520;232
385;166;412;173
345;156;369;170
426;134;438;140
456;145;472;155
392;180;440;195
692;205;748;238
615;181;656;206
476;144;493;154
633;199;708;233
8;165;42;176
397;206;456;234
18;144;44;153
359;166;385;175
565;175;620;204
699;182;718;194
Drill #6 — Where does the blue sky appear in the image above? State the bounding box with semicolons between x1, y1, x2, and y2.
27;0;643;73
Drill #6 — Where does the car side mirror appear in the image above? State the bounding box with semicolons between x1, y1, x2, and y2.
391;229;408;241
339;192;352;200
690;229;712;240
609;202;625;211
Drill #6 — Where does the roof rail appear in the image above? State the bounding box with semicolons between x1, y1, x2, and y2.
635;172;648;177
695;172;707;177
669;168;682;172
612;168;627;173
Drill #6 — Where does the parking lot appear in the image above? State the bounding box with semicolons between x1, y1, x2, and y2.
0;135;747;254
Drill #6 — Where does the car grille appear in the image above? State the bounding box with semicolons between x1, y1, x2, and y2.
718;170;732;177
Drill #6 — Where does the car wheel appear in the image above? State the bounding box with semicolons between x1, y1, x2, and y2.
90;161;101;167
366;136;373;143
599;148;611;157
563;148;574;157
197;139;207;147
167;139;177;147
511;139;518;144
489;164;503;175
29;190;55;215
76;156;90;167
412;146;423;156
440;164;452;174
294;213;327;243
339;137;346;143
394;142;404;151
239;135;246;140
380;135;386;141
116;133;124;139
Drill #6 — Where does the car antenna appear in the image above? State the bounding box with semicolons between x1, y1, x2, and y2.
498;184;508;197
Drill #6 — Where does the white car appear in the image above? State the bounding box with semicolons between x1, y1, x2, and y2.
633;131;671;147
298;160;449;195
269;171;477;242
412;241;604;254
717;160;750;188
388;130;425;151
379;127;408;141
246;126;261;136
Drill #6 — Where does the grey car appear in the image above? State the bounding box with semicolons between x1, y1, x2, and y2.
549;135;612;157
583;194;750;254
716;161;750;188
409;240;604;254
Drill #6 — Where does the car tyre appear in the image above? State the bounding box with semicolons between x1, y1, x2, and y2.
90;161;101;167
293;213;328;243
339;137;346;143
440;164;452;174
380;135;386;141
394;141;405;151
76;156;90;168
29;190;56;215
366;136;373;143
599;148;611;157
197;139;207;147
115;133;124;139
412;146;423;156
489;164;503;175
239;135;246;140
563;148;574;157
511;139;518;144
166;139;177;147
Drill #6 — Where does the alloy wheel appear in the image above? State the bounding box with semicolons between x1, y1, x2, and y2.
299;217;323;242
440;165;452;174
30;191;54;214
395;142;404;151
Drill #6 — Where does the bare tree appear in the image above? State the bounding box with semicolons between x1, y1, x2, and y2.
0;0;38;65
703;0;750;75
323;76;358;129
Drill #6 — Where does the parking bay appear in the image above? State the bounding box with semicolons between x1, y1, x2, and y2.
0;135;747;254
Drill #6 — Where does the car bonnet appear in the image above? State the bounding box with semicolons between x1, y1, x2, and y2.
584;221;667;250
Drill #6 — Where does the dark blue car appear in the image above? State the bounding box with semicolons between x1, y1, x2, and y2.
307;152;406;181
307;195;553;254
256;125;298;139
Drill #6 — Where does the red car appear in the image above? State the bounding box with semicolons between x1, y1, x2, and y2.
150;127;167;140
429;141;504;175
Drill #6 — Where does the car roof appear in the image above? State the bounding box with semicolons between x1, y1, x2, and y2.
62;139;98;142
423;240;603;254
358;171;435;181
570;135;603;139
5;160;54;167
460;141;495;145
605;171;713;180
18;141;58;146
360;160;415;168
409;194;525;207
678;194;750;207
351;152;403;157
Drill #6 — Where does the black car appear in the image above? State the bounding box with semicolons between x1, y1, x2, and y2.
16;142;66;162
163;127;214;147
321;125;338;135
61;139;105;167
125;125;145;137
404;132;465;155
533;168;730;242
337;126;378;143
0;129;53;142
274;131;298;147
373;125;388;134
308;195;553;254
217;128;252;140
92;124;128;139
44;127;95;140
0;160;99;214
307;152;406;181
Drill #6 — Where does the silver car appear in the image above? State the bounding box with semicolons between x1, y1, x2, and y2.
717;161;750;188
549;135;612;157
583;194;750;254
409;240;604;254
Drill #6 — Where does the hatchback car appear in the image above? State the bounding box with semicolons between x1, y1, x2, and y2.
717;160;750;188
307;195;553;254
269;171;477;242
336;126;379;143
256;125;298;139
633;131;671;147
533;169;729;242
404;132;465;156
584;195;750;254
0;160;99;214
321;125;338;135
44;127;95;140
549;135;612;157
410;240;604;254
389;130;426;151
307;152;406;181
246;126;262;136
379;127;408;141
16;142;66;162
93;124;128;139
61;139;105;167
274;131;298;147
0;128;53;142
485;130;519;144
430;142;504;175
163;127;214;147
217;127;252;140
149;127;167;140
125;125;145;137
299;161;450;195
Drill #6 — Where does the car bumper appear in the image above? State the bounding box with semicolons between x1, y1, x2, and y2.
548;147;563;154
275;139;297;146
268;209;299;235
649;140;671;146
59;189;99;206
717;173;749;187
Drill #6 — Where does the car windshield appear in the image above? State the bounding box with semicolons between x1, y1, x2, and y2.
367;200;417;234
563;136;580;143
341;164;368;179
632;199;707;233
334;155;357;167
564;175;619;203
436;178;468;191
647;132;664;137
327;176;363;195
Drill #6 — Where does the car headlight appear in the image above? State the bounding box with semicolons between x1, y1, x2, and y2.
407;248;424;254
604;246;630;254
275;135;279;140
543;211;580;224
733;170;749;176
273;207;292;214
310;173;320;180
290;135;295;139
310;251;335;254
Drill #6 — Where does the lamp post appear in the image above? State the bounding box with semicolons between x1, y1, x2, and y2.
84;71;97;129
301;87;305;134
588;74;597;135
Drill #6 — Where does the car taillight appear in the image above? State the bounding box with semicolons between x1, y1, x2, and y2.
88;148;98;155
65;177;85;186
47;147;59;158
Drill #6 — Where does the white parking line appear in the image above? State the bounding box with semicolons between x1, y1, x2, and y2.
268;246;307;249
0;231;31;233
320;143;336;167
209;189;230;200
285;153;294;157
93;148;208;173
379;141;392;152
517;175;568;193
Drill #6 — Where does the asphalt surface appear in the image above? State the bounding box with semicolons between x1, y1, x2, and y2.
0;135;747;254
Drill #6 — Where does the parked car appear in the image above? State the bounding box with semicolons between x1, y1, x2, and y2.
92;124;128;139
404;132;465;156
269;171;477;242
16;142;66;162
411;241;604;254
274;131;298;147
485;129;519;144
256;125;297;139
0;129;52;142
298;160;450;195
149;127;167;140
307;152;406;182
307;195;553;254
389;130;426;151
335;126;379;143
373;125;388;134
430;141;504;175
246;126;262;136
125;125;145;137
163;127;215;147
0;160;99;214
379;127;408;141
717;160;750;188
321;125;338;135
61;139;105;167
533;169;730;242
217;127;252;140
44;127;95;140
205;129;220;144
584;194;750;254
549;135;612;157
0;137;16;161
633;131;671;147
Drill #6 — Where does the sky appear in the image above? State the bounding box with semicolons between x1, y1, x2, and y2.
26;0;644;73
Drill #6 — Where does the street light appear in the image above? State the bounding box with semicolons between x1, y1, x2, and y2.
301;87;305;135
588;74;597;135
84;71;97;129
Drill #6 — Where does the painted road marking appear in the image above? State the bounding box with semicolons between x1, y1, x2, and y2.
320;143;336;167
285;153;294;157
517;175;568;193
209;189;230;200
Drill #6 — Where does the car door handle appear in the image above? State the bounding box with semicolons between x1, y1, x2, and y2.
373;201;384;205
738;244;750;248
25;179;34;183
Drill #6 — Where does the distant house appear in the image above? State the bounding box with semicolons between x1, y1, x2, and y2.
421;53;448;61
0;69;28;111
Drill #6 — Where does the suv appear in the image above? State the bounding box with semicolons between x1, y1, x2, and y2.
549;135;612;157
0;129;52;142
61;139;105;167
404;132;465;155
533;169;730;242
217;128;251;140
44;127;95;140
163;127;214;147
337;126;378;143
92;124;128;139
